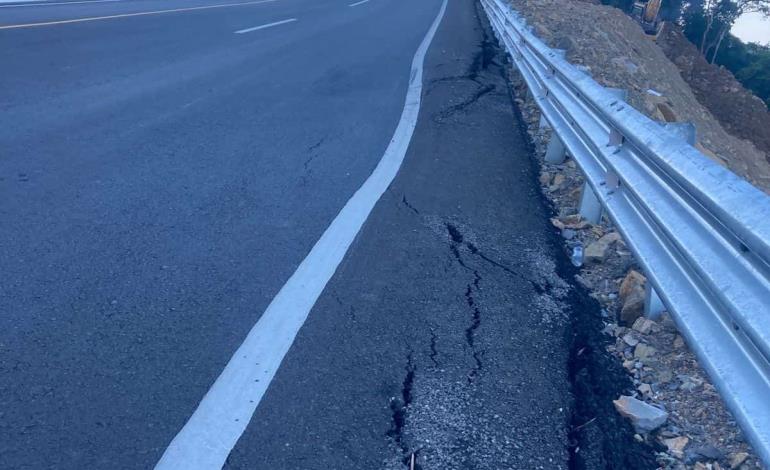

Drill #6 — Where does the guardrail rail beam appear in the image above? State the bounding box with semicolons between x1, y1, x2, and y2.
480;0;770;464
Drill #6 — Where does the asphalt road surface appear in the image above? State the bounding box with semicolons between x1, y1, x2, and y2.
0;0;649;468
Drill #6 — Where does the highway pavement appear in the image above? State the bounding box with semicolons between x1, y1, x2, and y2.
0;0;650;468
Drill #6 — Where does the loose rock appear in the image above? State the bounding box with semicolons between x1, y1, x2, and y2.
634;343;657;361
618;270;647;324
613;395;668;433
623;333;640;347
584;232;621;263
550;214;589;230
505;2;765;465
549;173;566;191
632;317;656;335
729;452;748;469
662;436;689;459
686;444;725;464
620;287;646;325
620;270;646;301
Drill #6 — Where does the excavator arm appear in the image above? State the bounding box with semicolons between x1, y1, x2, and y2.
643;0;662;23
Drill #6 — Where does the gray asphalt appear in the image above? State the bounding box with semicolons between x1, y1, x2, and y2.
0;0;649;468
225;1;574;467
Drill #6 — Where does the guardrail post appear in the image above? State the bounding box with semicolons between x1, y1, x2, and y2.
539;115;550;130
609;128;624;146
663;122;697;145
482;5;770;462
607;87;628;101
521;85;533;102
644;283;665;319
579;182;602;223
606;89;628;148
545;135;566;164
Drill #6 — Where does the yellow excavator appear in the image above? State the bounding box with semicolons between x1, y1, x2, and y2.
632;0;663;36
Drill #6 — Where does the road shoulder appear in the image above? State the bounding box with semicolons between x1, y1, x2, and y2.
227;0;574;467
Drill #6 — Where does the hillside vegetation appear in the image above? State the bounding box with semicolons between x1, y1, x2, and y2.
602;0;770;107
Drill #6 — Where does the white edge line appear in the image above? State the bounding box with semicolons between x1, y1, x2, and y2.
234;17;296;34
349;0;370;6
154;0;449;469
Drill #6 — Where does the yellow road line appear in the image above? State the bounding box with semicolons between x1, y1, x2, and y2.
0;0;277;30
0;0;121;9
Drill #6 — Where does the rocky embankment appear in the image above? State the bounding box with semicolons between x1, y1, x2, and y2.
656;24;770;163
508;0;770;193
500;0;768;468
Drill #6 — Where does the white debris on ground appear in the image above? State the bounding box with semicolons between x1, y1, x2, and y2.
498;0;768;467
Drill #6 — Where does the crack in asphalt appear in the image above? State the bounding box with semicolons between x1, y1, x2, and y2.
428;75;482;85
429;329;439;367
426;28;496;89
401;195;420;215
468;30;496;80
445;223;486;383
470;4;656;465
445;222;472;270
467;241;550;295
303;136;327;171
446;222;547;294
434;84;496;122
446;221;465;244
445;221;561;384
449;242;470;270
331;292;357;322
464;270;484;384
347;305;357;323
387;351;417;466
431;25;499;121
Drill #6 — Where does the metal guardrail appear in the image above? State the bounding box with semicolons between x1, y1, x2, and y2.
479;0;770;463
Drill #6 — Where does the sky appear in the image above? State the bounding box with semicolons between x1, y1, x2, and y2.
732;12;770;45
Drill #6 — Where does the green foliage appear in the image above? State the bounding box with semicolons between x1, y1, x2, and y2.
714;33;753;70
661;0;686;21
734;44;770;106
682;0;708;42
600;0;768;107
712;36;770;107
680;0;770;107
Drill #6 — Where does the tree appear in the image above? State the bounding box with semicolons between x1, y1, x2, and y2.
683;0;708;45
660;0;686;22
736;44;770;106
680;0;770;108
698;0;770;63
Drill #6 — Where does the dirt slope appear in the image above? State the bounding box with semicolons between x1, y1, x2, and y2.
509;0;770;192
656;23;770;163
